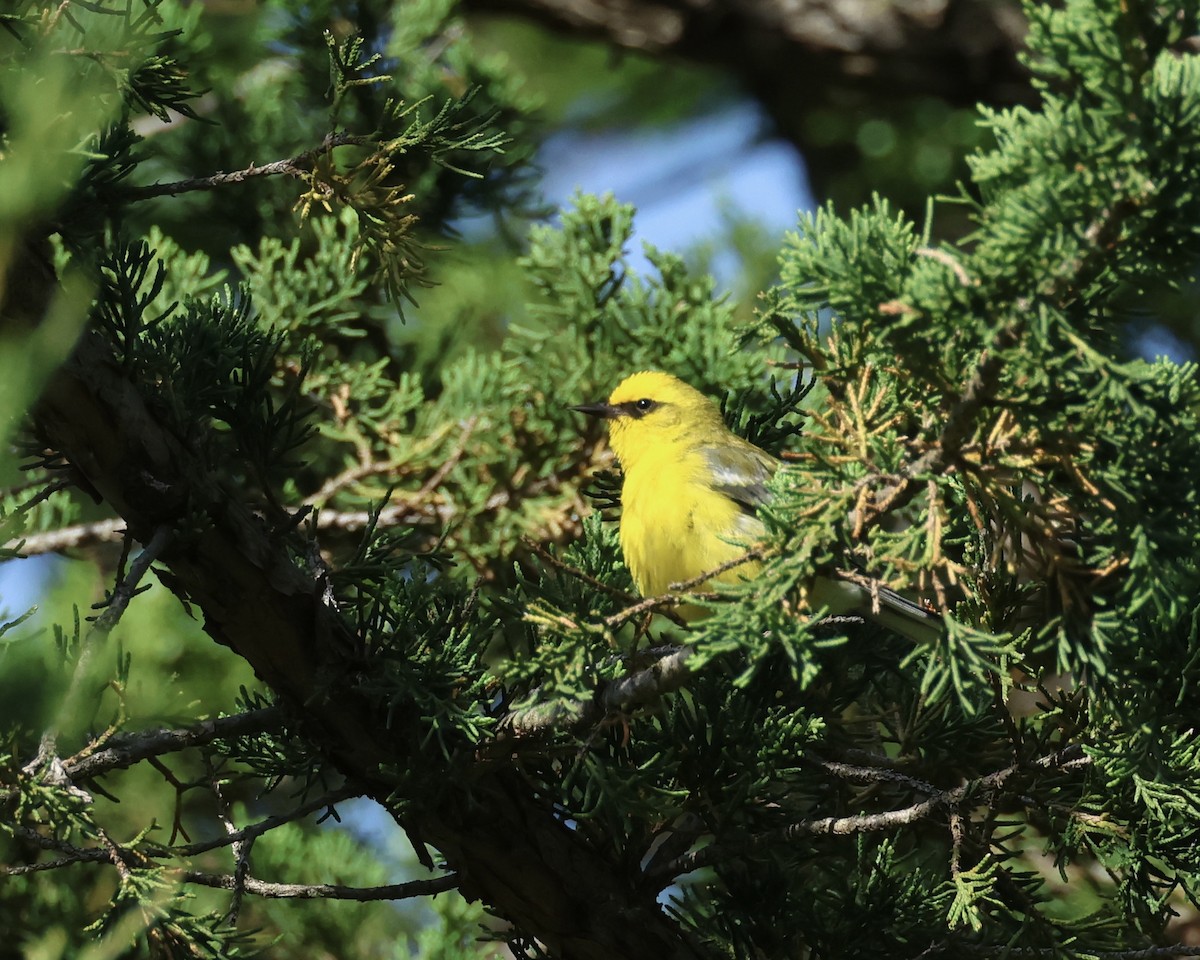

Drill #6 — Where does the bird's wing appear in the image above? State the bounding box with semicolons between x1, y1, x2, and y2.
701;441;779;514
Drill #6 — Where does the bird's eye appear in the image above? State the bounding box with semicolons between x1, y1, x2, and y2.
635;398;653;411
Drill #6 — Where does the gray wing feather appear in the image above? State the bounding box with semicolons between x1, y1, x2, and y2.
702;442;779;513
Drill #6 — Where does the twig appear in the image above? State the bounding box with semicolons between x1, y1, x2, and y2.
159;786;360;858
6;506;451;556
15;476;73;512
662;746;1090;877
602;592;699;628
2;849;110;875
24;525;173;777
503;646;692;738
59;707;284;783
3;824;109;870
4;787;359;876
4;822;456;902
915;246;973;287
315;503;452;530
668;547;765;594
181;870;458;901
949;810;966;881
523;537;639;604
147;755;195;844
816;758;939;796
305;456;415;509
207;757;250;923
600;548;764;629
4;517;125;554
415;416;478;498
120;133;368;201
97;827;134;882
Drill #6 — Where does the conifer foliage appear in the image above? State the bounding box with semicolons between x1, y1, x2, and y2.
3;0;1200;957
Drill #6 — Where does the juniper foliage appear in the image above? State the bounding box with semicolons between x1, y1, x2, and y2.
3;0;1200;958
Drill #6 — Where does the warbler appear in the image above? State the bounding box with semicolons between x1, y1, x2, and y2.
573;370;940;642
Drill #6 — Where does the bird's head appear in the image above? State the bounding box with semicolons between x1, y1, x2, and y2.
573;371;727;470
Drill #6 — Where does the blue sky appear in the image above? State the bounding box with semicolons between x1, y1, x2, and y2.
539;103;811;278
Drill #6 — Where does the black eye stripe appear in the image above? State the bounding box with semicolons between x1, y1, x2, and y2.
620;399;660;418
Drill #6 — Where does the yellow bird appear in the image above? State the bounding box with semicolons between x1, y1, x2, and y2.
573;370;939;642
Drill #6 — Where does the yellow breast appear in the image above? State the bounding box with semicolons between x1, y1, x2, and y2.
619;445;761;602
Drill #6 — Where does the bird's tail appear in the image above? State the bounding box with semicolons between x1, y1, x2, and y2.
811;576;943;645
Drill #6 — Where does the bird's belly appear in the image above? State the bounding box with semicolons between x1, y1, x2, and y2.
620;472;760;599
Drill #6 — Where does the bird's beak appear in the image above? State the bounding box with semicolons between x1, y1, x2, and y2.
571;401;619;420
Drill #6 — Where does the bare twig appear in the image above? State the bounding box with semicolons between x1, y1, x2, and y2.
667;547;765;594
3;821;456;902
415;416;478;498
599;548;764;629
4;517;125;554
25;525;173;776
915;246;973;287
305;456;414;509
2;849;110;875
15;476;73;512
160;786;360;858
97;827;135;882
602;591;698;628
147;755;194;845
207;757;250;923
120;133;368;201
6;507;451;556
181;870;459;901
302;417;477;509
816;758;939;796
3;824;109;871
661;746;1090;878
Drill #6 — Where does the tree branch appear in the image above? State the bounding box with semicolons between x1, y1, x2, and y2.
34;330;711;960
3;838;460;902
159;787;361;858
60;707;284;783
181;870;459;901
4;516;125;554
503;645;693;738
120;133;366;201
662;746;1091;878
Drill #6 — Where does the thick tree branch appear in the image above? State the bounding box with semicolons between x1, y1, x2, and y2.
34;330;710;960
